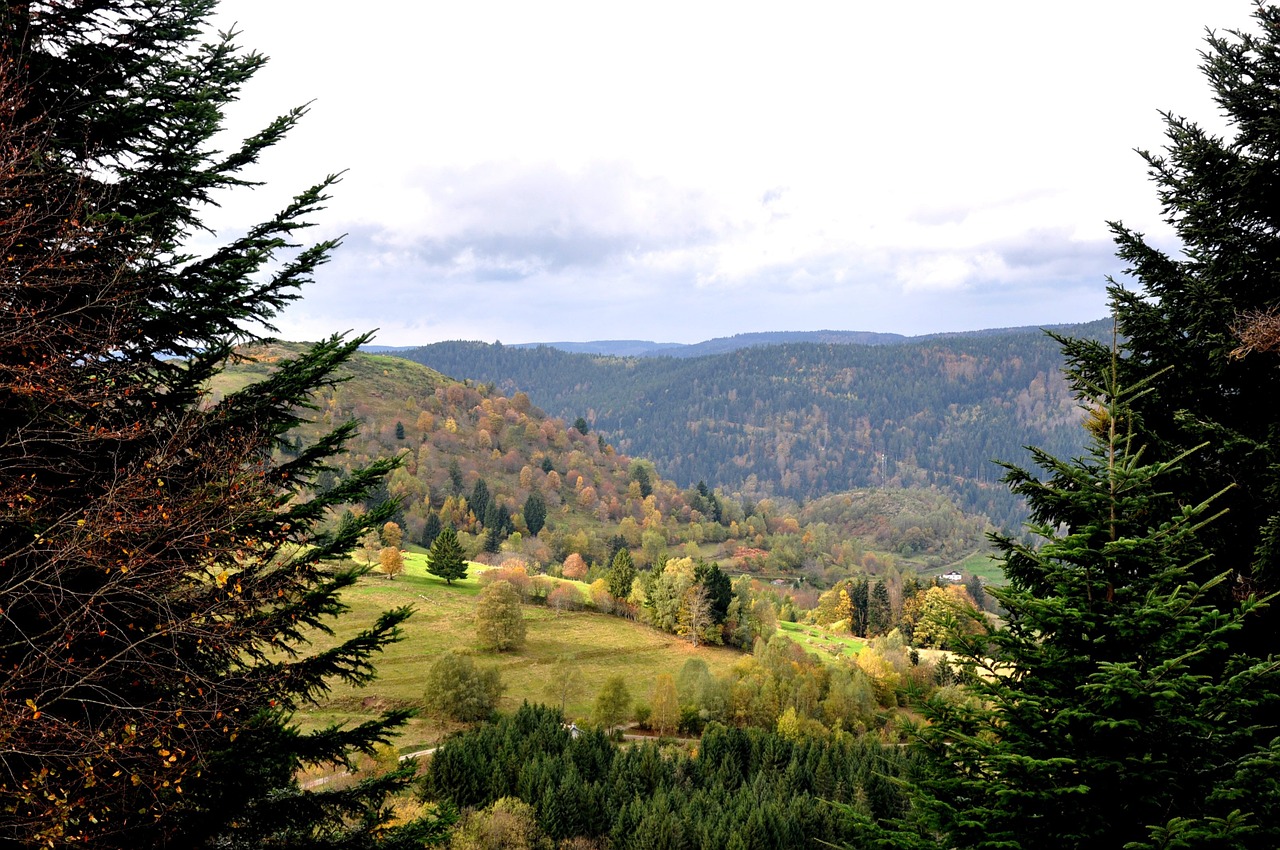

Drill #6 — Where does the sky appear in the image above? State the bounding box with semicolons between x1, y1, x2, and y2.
202;1;1259;346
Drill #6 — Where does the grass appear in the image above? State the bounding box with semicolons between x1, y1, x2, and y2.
951;550;1006;584
296;554;744;752
776;620;865;662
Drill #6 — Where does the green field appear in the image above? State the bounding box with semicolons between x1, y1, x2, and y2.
776;620;866;662
297;554;745;752
938;549;1005;585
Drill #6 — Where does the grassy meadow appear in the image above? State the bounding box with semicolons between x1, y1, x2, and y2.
946;549;1005;584
776;620;866;661
297;553;745;753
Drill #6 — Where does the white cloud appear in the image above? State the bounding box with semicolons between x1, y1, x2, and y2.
197;0;1259;344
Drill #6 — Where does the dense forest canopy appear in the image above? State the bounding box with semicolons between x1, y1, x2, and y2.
397;319;1111;529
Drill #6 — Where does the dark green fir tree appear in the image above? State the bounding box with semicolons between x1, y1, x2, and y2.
897;12;1280;846
607;549;637;601
482;524;502;554
904;358;1280;849
523;491;548;537
0;2;448;846
421;510;444;548
1059;2;1280;641
470;477;491;527
428;526;469;585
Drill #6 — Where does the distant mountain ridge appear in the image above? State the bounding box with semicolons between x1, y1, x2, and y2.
392;318;1114;530
363;319;1109;359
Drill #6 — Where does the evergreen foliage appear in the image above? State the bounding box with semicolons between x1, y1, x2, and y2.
1058;4;1280;639
522;491;548;537
423;704;916;849
482;524;502;554
908;365;1280;846
606;549;636;600
0;2;443;846
694;560;733;624
905;11;1280;847
421;511;443;548
427;526;468;584
470;478;491;528
869;582;892;636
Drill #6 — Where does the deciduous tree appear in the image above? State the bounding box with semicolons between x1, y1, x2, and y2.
593;676;632;731
475;580;526;652
379;546;405;580
381;520;403;550
562;552;588;580
649;674;679;737
543;655;584;714
677;585;715;647
423;652;504;722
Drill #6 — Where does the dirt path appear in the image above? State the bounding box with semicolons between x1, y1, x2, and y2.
299;747;437;790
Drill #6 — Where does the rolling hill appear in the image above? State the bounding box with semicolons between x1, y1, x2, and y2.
392;319;1111;529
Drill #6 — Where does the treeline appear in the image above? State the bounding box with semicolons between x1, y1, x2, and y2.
397;321;1111;529
423;703;917;849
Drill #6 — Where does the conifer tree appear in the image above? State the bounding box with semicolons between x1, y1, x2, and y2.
470;478;491;528
428;526;469;585
422;511;443;547
482;524;502;554
907;362;1280;848
0;2;446;846
1059;3;1280;639
694;559;732;624
607;548;637;600
523;491;547;536
868;582;892;636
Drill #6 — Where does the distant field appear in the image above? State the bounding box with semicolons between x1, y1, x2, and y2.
908;549;1005;586
297;554;745;752
776;620;865;662
952;550;1005;584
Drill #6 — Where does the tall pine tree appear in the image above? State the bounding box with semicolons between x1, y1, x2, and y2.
0;2;446;846
903;9;1280;840
905;350;1280;848
428;526;469;585
1059;3;1280;641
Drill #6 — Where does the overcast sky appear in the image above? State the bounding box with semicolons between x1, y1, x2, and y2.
203;1;1257;346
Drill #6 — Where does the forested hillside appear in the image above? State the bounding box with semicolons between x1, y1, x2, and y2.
397;319;1110;529
215;343;991;578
